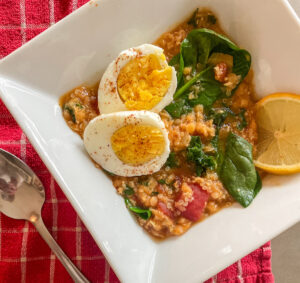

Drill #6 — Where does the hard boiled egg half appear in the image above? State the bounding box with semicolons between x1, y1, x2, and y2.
83;111;170;177
98;44;177;114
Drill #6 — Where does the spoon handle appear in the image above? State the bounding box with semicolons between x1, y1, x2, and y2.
32;217;90;283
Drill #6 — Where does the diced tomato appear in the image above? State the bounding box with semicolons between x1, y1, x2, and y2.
181;183;209;222
158;201;174;219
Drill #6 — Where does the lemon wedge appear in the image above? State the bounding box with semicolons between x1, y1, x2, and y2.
255;93;300;174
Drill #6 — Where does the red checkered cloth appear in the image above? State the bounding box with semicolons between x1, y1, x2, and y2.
0;0;274;282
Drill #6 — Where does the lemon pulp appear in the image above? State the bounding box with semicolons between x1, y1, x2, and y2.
255;93;300;174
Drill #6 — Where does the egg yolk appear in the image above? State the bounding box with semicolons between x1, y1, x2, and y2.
111;124;165;165
117;54;172;110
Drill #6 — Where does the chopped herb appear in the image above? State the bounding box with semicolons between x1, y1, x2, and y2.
75;103;83;109
237;109;247;130
188;8;199;27
187;136;217;176
165;152;179;168
158;179;166;184
151;191;159;196
124;198;152;220
207;14;217;24
64;105;76;123
124;185;134;196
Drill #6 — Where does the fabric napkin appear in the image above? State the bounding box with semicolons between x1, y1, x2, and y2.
0;0;274;282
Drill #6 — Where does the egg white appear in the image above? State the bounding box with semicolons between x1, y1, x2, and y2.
83;111;170;177
98;44;177;114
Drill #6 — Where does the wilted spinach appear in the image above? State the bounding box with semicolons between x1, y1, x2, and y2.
124;198;152;220
165;28;251;118
124;185;134;196
207;107;235;127
179;28;251;80
187;136;216;176
220;132;261;207
164;98;192;118
165;152;179;168
237;108;247;130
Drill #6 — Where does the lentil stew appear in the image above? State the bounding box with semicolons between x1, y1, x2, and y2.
60;9;260;239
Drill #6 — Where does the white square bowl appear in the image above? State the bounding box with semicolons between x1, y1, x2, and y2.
1;0;300;282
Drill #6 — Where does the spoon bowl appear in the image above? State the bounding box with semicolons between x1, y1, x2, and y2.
0;148;89;283
0;149;45;220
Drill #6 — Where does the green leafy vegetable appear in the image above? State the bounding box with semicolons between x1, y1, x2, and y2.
187;67;225;107
181;28;251;81
165;28;251;118
254;171;262;198
124;198;152;220
124;185;134;196
164;98;192;118
187;136;217;176
237;109;247;130
220;132;261;207
165;67;225;118
188;8;199;27
75;103;83;109
64;105;76;123
207;15;217;24
207;107;234;127
187;9;217;27
169;53;184;87
158;179;166;185
165;152;179;168
151;191;159;196
174;66;211;99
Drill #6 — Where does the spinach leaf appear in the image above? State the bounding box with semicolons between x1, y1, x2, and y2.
165;152;179;168
220;132;260;207
181;38;198;73
124;185;134;196
173;66;212;99
164;97;192;118
158;179;166;184
188;67;225;107
207;15;217;25
169;53;184;88
124;198;152;220
166;28;251;119
207;107;234;127
168;66;225;114
187;8;199;27
187;136;217;176
237;109;247;130
184;28;251;81
254;171;262;198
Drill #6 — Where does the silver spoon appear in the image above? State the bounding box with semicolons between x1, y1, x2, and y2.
0;148;89;283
